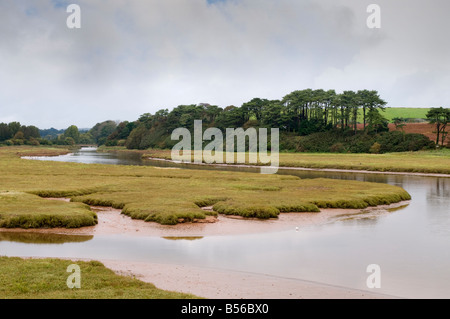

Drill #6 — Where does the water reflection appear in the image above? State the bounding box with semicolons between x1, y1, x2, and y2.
162;237;204;241
0;232;93;244
427;178;450;201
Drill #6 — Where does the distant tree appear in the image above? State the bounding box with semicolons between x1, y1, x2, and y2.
362;91;387;131
427;107;450;147
89;121;117;145
64;137;75;145
0;123;11;141
79;132;95;145
242;98;269;123
22;125;40;139
64;125;80;144
8;122;21;137
392;117;407;132
14;131;24;140
367;109;389;134
215;106;246;130
261;100;291;130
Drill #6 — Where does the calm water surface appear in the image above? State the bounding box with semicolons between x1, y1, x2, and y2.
4;147;449;299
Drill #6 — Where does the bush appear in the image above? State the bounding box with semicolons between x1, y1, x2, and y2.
329;143;345;153
284;130;435;154
370;142;381;154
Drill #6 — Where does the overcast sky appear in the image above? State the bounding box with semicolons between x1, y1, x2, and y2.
1;0;449;129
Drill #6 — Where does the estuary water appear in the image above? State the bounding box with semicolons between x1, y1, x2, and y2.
3;147;450;299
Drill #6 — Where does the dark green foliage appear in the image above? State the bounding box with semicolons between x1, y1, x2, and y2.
0;122;41;144
89;121;117;145
109;88;407;153
426;107;450;146
288;130;435;153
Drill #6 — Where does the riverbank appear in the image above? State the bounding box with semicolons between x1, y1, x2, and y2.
147;156;450;178
99;259;398;299
124;148;450;177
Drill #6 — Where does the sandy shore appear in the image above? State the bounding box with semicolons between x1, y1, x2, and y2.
98;259;397;299
2;200;407;299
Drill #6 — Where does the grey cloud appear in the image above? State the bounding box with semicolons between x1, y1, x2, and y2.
0;0;448;128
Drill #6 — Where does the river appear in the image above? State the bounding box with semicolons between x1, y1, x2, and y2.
3;147;450;299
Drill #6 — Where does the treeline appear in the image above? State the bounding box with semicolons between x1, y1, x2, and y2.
44;121;118;146
1;88;443;153
104;89;394;150
0;121;119;147
0;122;42;145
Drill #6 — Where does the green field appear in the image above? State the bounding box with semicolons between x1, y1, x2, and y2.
362;107;431;122
0;257;199;299
0;146;412;228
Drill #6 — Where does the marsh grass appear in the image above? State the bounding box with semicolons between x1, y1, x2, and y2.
142;148;450;175
0;257;199;299
0;146;411;227
0;192;97;228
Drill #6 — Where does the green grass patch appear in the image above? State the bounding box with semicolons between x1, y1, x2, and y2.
0;257;199;299
0;192;97;228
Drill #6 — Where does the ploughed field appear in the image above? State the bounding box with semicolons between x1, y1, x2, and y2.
0;147;411;228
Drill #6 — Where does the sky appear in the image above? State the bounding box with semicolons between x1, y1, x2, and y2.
1;0;449;129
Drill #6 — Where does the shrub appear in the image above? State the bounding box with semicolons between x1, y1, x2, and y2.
330;143;345;153
370;142;382;154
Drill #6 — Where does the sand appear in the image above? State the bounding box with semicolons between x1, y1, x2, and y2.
99;259;396;299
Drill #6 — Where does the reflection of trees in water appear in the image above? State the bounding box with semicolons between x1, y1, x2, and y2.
427;178;450;200
426;178;450;236
162;237;204;241
329;204;409;227
0;232;93;244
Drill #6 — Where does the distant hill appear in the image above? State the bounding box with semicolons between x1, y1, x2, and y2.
39;128;65;140
39;127;91;140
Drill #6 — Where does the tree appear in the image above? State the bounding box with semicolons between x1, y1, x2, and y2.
392;117;407;132
0;123;11;141
8;122;21;137
427;107;450;147
367;109;389;134
22;125;40;139
13;131;24;140
89;121;117;145
79;132;95;144
215;106;246;130
362;91;387;131
64;125;80;144
241;98;269;123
